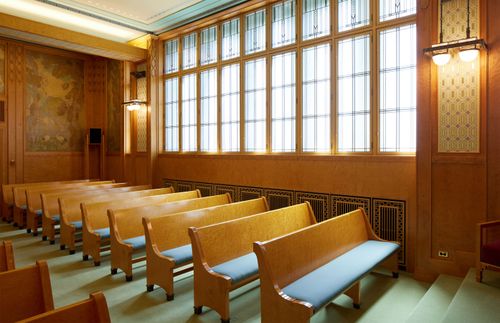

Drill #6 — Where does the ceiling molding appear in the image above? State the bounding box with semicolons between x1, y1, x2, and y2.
0;12;146;61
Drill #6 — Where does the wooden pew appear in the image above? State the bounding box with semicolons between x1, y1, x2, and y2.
1;179;91;222
0;260;54;322
476;219;500;282
82;190;199;266
40;183;130;244
188;203;317;323
109;193;232;281
253;209;400;323
144;197;269;300
59;186;171;255
13;181;114;228
17;292;111;323
26;182;130;236
0;240;15;272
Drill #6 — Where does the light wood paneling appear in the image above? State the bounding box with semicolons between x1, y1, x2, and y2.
23;153;83;182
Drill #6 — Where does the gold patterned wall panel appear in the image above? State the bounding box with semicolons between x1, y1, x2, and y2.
106;59;122;153
136;63;147;153
25;50;85;152
438;0;480;153
0;44;4;95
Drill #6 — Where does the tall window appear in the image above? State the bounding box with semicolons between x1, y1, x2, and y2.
302;44;330;152
272;52;296;152
183;33;197;70
245;58;266;152
380;0;417;22
200;69;218;152
222;18;240;60
164;78;179;151
182;73;197;151
338;0;370;32
221;64;240;152
245;10;266;54
272;0;296;48
200;26;217;65
337;34;370;152
164;39;178;74
302;0;330;40
379;24;416;152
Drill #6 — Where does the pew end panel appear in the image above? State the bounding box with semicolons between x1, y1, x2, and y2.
108;192;229;281
144;197;269;300
16;291;111;323
0;240;15;272
188;202;317;322
0;260;54;322
476;219;500;282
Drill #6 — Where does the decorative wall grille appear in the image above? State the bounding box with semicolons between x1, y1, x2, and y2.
162;178;407;268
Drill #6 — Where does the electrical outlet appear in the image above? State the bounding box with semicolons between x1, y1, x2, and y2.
438;250;449;258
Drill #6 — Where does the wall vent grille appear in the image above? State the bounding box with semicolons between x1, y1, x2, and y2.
331;195;371;219
265;189;294;210
163;179;407;267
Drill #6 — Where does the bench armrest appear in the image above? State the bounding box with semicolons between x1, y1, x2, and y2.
478;220;500;229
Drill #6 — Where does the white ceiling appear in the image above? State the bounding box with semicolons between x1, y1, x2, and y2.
0;0;247;43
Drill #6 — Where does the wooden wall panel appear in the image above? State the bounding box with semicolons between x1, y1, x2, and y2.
105;155;124;182
23;153;83;182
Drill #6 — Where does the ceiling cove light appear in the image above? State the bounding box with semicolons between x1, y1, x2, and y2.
423;0;487;65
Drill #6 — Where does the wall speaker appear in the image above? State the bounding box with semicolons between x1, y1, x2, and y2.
89;128;102;144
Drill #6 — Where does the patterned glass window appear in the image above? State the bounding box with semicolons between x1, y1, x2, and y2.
245;10;266;54
272;52;296;152
338;0;370;32
221;64;240;152
380;0;416;22
337;34;370;152
302;43;330;152
222;18;240;60
302;0;330;41
245;58;266;152
200;69;218;152
379;24;416;152
272;0;296;48
200;26;217;65
182;73;197;151
164;39;178;74
182;33;197;70
164;77;179;151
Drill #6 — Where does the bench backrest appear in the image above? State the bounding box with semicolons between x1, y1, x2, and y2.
60;187;175;224
17;292;111;323
145;197;269;251
253;208;375;288
14;181;114;209
190;202;317;267
81;188;188;231
40;184;129;218
0;260;54;322
0;240;15;272
110;193;231;241
27;183;143;214
2;179;91;206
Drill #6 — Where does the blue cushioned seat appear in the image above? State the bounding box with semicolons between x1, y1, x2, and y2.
123;235;146;250
20;204;27;210
52;214;60;223
94;228;110;239
282;240;399;311
161;244;192;265
35;209;43;216
71;221;82;229
211;253;259;284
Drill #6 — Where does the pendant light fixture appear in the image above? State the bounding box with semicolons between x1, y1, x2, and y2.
424;0;487;65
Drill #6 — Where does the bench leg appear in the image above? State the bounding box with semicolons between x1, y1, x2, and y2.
111;268;118;275
146;285;154;292
42;236;47;241
166;293;174;301
126;275;133;282
221;319;230;323
392;272;399;278
27;228;31;234
50;240;55;245
476;267;483;282
60;244;66;250
194;306;203;315
82;255;89;261
94;261;101;266
69;249;75;255
345;282;361;309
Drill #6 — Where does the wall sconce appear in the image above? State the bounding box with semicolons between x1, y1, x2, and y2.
122;70;147;111
122;99;146;111
423;0;487;66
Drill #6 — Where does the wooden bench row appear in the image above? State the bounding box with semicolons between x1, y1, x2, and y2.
0;240;15;272
0;260;110;322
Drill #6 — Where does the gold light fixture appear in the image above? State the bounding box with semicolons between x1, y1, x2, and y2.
122;70;147;111
424;0;487;65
